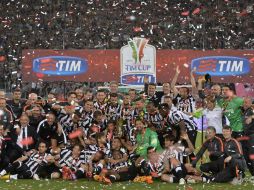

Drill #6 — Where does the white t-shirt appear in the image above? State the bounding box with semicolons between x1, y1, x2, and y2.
203;107;223;134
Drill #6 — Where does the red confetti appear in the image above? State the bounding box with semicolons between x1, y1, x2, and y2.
133;27;142;32
239;10;248;17
20;137;34;146
249;154;254;160
68;129;82;139
192;8;201;15
0;56;6;62
65;105;75;110
181;11;190;16
249;57;254;63
36;73;44;78
91;125;100;133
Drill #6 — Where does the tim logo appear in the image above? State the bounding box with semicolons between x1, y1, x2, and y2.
191;56;250;76
33;56;88;76
128;38;149;64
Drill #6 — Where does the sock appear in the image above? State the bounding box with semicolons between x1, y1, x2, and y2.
94;166;102;175
109;175;117;182
10;174;18;180
175;166;185;179
201;173;210;182
0;170;7;176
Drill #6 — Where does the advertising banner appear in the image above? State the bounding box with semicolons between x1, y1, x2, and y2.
22;49;254;83
120;38;156;85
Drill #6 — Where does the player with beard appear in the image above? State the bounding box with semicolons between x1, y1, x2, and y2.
171;66;196;114
120;94;134;139
131;98;147;123
6;88;26;120
105;93;121;121
93;90;108;114
81;100;93;121
145;101;164;146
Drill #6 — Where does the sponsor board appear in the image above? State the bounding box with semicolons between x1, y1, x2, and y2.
191;56;250;76
33;56;88;76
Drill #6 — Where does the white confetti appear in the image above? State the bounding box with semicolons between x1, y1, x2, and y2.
183;63;189;68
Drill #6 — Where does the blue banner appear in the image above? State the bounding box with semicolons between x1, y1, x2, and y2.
33;56;88;76
191;56;250;76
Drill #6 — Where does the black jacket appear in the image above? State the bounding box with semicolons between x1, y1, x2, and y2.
191;136;224;167
9;124;38;152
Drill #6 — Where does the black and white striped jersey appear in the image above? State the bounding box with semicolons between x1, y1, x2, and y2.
124;125;137;145
81;111;93;122
147;154;165;176
107;160;129;171
81;117;93;128
174;94;196;113
131;108;147;122
162;145;188;165
106;147;127;159
105;103;122;121
120;105;133;122
93;101;108;114
25;152;50;174
60;114;76;135
58;148;72;167
145;112;164;129
58;148;85;171
166;110;197;132
57;104;83;121
82;145;100;163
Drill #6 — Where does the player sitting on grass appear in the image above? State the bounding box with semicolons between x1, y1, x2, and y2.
0;142;52;180
94;149;137;184
133;147;165;184
55;144;86;180
189;126;247;184
161;134;199;185
85;150;105;179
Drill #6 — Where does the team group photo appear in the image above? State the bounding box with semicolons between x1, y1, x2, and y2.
0;0;254;190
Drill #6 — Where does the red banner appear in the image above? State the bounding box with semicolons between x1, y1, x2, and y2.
22;49;254;83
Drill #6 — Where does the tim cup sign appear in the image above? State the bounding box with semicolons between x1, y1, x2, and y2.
120;38;156;85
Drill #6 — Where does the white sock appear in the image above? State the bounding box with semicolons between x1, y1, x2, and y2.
10;174;18;180
0;170;7;176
